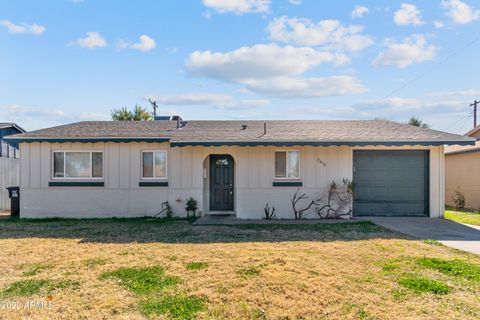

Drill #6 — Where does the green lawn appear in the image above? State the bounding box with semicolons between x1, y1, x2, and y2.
1;218;479;319
445;208;480;226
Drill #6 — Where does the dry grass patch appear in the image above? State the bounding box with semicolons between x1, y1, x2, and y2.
185;262;209;270
0;218;480;319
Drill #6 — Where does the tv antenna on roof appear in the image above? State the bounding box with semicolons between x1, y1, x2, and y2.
148;98;158;118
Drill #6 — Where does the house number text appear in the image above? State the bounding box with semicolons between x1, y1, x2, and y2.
316;158;327;167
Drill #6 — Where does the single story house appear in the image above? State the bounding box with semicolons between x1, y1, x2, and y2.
445;125;480;210
0;123;25;210
5;119;474;219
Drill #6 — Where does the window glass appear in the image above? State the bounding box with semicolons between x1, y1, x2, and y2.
143;152;154;178
287;151;300;178
66;152;90;177
92;152;103;178
154;152;166;178
275;152;286;178
53;152;64;178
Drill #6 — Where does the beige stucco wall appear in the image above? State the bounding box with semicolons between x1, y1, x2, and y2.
445;152;480;210
19;142;445;218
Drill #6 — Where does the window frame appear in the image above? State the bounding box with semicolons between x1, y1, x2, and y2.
51;150;104;180
141;150;168;180
274;150;301;180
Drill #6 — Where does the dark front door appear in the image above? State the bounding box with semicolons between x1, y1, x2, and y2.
353;150;429;217
210;155;234;211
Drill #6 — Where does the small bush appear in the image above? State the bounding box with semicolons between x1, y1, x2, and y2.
185;262;209;270
3;279;78;297
140;295;205;319
237;266;260;278
100;266;179;295
398;275;451;295
453;189;466;210
417;257;480;281
185;197;198;217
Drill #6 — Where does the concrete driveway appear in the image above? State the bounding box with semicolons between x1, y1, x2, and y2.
365;217;480;255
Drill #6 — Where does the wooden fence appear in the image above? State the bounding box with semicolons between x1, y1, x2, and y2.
0;157;20;210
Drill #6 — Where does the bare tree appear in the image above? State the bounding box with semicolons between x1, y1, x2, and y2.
291;188;322;219
317;179;354;219
263;203;276;220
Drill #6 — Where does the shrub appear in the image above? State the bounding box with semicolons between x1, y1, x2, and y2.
453;189;466;210
185;197;198;217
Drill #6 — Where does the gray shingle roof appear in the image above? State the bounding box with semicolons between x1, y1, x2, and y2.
5;120;474;146
0;123;26;132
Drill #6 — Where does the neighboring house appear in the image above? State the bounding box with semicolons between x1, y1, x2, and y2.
5;119;473;219
0;123;26;210
445;126;480;210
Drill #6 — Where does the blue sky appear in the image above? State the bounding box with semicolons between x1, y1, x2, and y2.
1;0;480;134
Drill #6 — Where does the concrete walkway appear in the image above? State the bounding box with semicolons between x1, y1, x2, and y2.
364;217;480;255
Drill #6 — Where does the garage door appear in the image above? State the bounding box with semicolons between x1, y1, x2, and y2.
353;150;429;216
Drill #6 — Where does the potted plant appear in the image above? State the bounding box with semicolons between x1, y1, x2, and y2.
185;197;198;217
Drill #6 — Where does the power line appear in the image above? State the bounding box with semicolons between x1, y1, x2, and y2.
441;113;472;131
357;34;480;112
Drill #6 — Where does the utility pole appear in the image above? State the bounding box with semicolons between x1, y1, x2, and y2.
148;99;158;118
471;100;479;128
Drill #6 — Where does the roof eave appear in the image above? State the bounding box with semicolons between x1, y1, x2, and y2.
4;137;171;143
170;140;476;147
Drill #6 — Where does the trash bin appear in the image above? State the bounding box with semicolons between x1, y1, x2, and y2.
6;186;19;217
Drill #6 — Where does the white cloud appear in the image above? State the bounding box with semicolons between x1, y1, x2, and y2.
165;47;178;54
0;20;45;35
351;5;370;18
73;31;107;49
131;35;156;52
202;0;270;15
428;89;480;97
267;16;374;52
289;0;302;5
153;93;232;105
187;43;348;82
441;0;480;24
394;3;424;26
117;35;156;52
353;97;469;116
434;20;445;28
149;93;270;109
0;104;108;130
186;43;367;98
242;76;367;98
372;35;437;68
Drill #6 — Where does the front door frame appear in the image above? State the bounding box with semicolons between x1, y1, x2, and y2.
209;154;235;213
